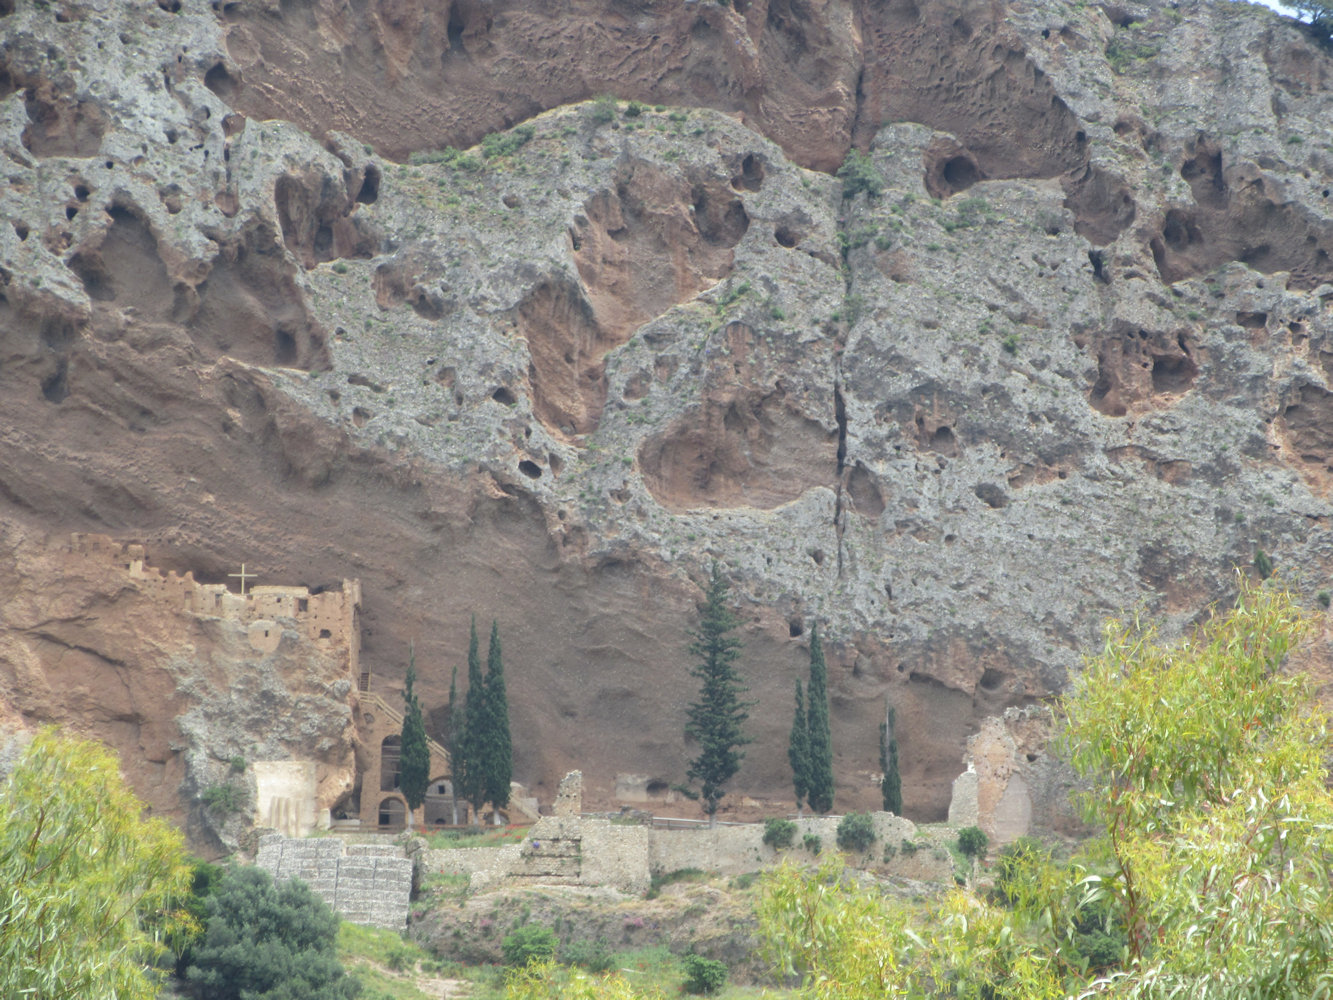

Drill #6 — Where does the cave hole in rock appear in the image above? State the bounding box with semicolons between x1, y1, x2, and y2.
64;205;77;220
979;668;1005;692
974;482;1008;508
274;327;297;366
941;156;980;193
491;386;517;405
548;452;563;475
518;459;542;479
1236;311;1267;329
810;549;825;566
1088;249;1108;283
352;406;371;426
355;165;380;204
156;0;181;11
0;1;13;16
732;152;765;192
13;221;27;241
41;359;69;403
1026;752;1039;762
73;182;89;201
447;3;466;54
646;779;669;797
203;61;238;100
789;619;804;637
1151;348;1197;394
347;373;385;392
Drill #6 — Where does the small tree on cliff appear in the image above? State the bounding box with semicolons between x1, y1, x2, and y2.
805;624;835;814
483;619;512;825
399;645;430;832
787;678;811;817
880;702;902;816
682;562;752;827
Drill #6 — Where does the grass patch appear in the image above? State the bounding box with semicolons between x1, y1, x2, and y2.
425;826;528;850
646;867;710;899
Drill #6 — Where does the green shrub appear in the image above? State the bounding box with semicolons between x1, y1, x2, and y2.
762;817;797;849
1318;590;1331;609
957;825;989;860
1254;548;1274;580
682;954;727;995
561;936;614;973
900;838;920;856
992;835;1050;907
186;867;358;1000
836;812;875;854
201;782;242;815
624;100;643;118
802;833;822;855
588;95;618;124
836;150;884;199
481;124;535;160
502;924;558;967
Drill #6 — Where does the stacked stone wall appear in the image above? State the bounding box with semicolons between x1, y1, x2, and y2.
256;834;412;929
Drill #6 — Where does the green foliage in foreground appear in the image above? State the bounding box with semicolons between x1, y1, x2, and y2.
0;729;192;1000
956;825;989;860
502;924;558;967
681;954;728;995
186;866;359;1000
758;578;1333;1000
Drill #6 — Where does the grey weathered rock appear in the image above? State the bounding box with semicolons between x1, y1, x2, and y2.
2;0;1333;827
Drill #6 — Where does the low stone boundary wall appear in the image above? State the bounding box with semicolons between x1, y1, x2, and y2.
421;811;955;895
257;834;412;929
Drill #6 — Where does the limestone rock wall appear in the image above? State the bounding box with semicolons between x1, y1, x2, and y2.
3;0;1333;828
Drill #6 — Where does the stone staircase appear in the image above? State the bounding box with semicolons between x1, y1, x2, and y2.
256;834;413;929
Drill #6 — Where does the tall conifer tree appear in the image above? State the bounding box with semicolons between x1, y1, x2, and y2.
880;703;902;816
459;615;488;824
683;562;752;827
445;662;461;825
399;646;430;832
805;623;834;814
483;619;512;825
787;678;810;817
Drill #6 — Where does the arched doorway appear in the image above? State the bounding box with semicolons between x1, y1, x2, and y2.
380;735;401;792
378;796;406;829
424;777;453;826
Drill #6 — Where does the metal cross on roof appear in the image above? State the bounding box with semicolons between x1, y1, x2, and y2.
228;563;255;596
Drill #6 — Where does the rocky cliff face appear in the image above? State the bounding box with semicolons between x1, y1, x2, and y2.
2;0;1333;826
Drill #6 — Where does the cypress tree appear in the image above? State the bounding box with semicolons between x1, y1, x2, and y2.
459;615;488;824
445;662;461;825
399;646;431;831
805;623;834;814
483;619;512;825
787;678;810;817
881;703;902;816
683;562;752;827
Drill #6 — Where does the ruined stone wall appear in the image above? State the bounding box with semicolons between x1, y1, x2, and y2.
256;834;412;929
68;534;361;661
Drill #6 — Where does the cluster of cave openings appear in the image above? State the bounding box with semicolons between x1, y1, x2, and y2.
379;735;400;792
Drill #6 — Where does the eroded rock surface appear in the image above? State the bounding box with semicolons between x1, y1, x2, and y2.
3;0;1333;829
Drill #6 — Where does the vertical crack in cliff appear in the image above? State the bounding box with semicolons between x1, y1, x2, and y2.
833;373;848;578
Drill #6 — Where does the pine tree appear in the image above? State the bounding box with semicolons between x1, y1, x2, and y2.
787;678;810;817
805;623;834;814
458;615;488;824
880;703;902;816
445;662;461;825
399;645;431;832
483;619;512;825
683;562;752;827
